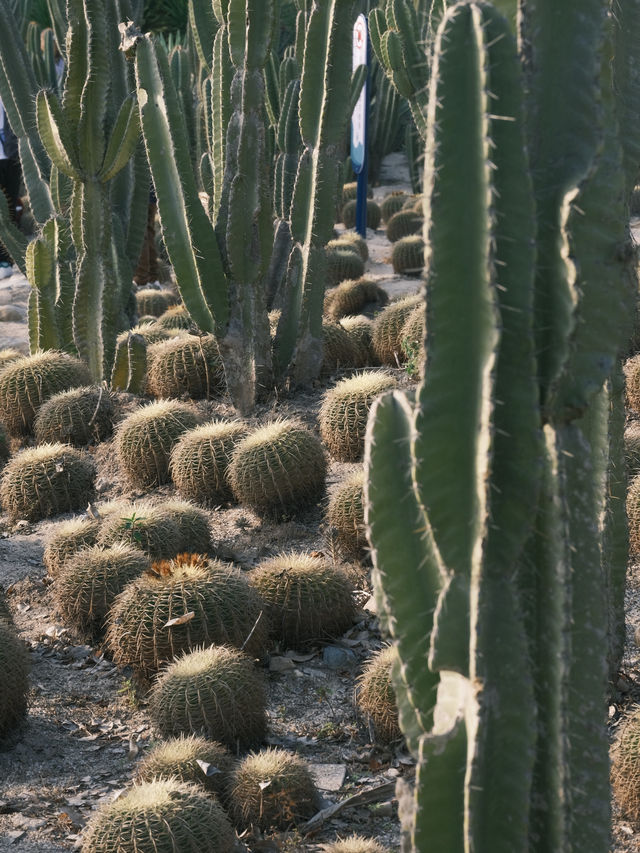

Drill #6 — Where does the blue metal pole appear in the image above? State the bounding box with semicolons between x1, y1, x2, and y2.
351;14;370;238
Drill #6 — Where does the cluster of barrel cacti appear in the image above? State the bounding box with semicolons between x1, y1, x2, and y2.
365;2;640;851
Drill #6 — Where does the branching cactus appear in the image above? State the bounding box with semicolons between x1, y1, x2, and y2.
0;0;146;380
364;2;639;851
136;0;359;409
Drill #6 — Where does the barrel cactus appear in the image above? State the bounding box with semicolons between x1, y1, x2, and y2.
116;400;199;488
156;305;197;332
400;305;426;381
355;645;401;743
371;294;422;366
322;322;362;372
339;316;375;367
385;209;422;243
324;279;388;322
249;551;356;647
43;516;101;577
391;235;425;276
135;735;233;798
106;553;268;678
326;471;367;561
380;191;409;223
0;423;9;467
326;247;365;288
625;354;640;413
627;474;640;554
170;420;249;506
0;348;21;370
0;444;96;522
148;644;267;749
0;351;91;435
80;779;235;853
626;423;640;476
327;231;369;261
161;500;213;553
611;708;640;823
97;502;183;560
322;837;391;853
34;386;114;446
319;372;397;462
135;287;177;317
228;748;318;830
147;335;225;400
342;199;381;230
229;419;327;518
55;544;149;641
0;618;29;740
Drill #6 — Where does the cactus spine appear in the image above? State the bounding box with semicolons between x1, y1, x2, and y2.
364;2;639;851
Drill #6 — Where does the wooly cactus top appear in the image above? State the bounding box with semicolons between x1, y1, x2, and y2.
321;836;392;853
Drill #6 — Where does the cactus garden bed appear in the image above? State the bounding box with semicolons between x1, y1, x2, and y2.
0;180;425;852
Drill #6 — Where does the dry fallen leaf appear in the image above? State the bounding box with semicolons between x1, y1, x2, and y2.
164;611;195;628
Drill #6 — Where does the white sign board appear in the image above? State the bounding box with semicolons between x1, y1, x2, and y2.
351;14;367;174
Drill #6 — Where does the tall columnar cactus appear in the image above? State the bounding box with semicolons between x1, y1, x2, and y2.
136;0;359;410
364;2;639;851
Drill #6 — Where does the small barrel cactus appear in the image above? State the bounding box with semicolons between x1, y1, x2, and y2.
170;420;249;507
0;351;91;435
322;321;362;373
135;734;233;797
106;553;268;677
385;209;422;243
625;355;640;413
380;190;409;223
116;400;199;488
156;305;197;332
117;323;174;347
147;335;225;400
228;748;318;830
148;644;267;749
319;372;398;462
326;471;367;561
355;645;401;743
0;443;96;522
0;347;22;370
249;551;356;647
0;617;29;740
627;474;640;554
391;235;425;276
339;316;375;367
324;278;388;322
97;502;183;560
229;419;327;518
341;182;359;206
625;423;640;476
161;499;213;553
80;779;235;853
611;708;640;823
400;304;426;381
326;247;365;288
327;231;369;261
0;422;9;467
342;199;381;230
371;294;422;366
322;836;392;853
43;516;101;577
55;544;149;641
135;287;177;317
34;386;114;446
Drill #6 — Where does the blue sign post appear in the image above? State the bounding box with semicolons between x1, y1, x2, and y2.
351;14;369;238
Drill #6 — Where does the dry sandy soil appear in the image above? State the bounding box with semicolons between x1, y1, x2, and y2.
1;156;639;852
